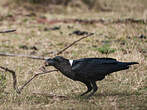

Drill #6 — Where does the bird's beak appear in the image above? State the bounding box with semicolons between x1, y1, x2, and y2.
44;58;54;67
44;60;49;66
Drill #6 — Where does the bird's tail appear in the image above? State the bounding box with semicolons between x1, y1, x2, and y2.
123;62;139;65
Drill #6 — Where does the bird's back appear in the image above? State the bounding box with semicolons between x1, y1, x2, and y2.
71;58;138;81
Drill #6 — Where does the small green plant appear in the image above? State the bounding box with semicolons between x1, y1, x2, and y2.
98;45;116;55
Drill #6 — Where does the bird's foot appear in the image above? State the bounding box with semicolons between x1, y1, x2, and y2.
80;90;92;96
80;93;86;96
86;91;95;98
80;92;94;99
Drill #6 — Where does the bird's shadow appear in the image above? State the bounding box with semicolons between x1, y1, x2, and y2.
94;92;135;97
30;91;140;102
73;91;139;100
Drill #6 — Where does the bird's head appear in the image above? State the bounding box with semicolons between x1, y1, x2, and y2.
44;56;65;67
44;58;55;66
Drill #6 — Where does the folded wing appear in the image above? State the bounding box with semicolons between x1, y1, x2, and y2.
72;58;129;80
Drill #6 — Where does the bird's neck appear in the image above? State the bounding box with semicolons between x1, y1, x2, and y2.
54;61;75;80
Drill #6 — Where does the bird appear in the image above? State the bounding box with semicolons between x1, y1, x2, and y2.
44;56;138;97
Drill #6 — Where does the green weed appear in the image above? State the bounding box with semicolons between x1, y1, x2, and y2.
98;45;116;55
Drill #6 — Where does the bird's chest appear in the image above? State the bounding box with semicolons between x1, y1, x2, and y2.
55;64;76;80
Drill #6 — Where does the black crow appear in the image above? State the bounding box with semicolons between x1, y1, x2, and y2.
45;56;138;97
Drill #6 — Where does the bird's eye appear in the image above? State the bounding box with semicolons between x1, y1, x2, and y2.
53;56;62;62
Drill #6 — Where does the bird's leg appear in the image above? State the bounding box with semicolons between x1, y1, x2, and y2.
80;81;92;96
87;81;98;98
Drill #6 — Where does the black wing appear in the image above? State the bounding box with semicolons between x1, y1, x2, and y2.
72;58;128;79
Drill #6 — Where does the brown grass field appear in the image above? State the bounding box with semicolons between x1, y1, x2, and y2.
0;0;147;110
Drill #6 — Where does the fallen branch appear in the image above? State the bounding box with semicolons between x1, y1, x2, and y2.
0;66;19;93
0;29;16;33
0;66;58;94
18;69;58;93
0;33;94;60
0;52;47;60
56;33;94;55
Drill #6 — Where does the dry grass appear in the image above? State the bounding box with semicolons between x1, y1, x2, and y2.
0;0;147;110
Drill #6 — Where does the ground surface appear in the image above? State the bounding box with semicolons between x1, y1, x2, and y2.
0;0;147;110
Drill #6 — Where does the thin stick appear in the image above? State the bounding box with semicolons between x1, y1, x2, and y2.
0;66;58;94
0;33;94;60
0;66;19;93
0;52;47;60
0;29;16;33
56;33;94;55
18;69;58;93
